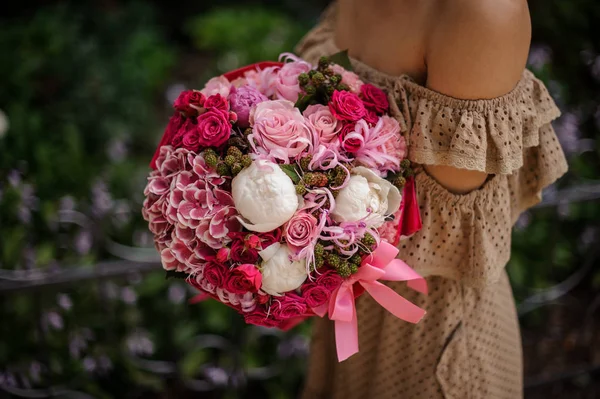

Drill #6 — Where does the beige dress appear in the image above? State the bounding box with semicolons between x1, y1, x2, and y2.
295;5;568;399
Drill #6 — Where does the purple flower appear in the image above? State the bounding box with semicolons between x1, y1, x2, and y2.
228;85;268;128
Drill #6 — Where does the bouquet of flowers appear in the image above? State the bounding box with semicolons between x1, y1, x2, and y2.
143;53;426;361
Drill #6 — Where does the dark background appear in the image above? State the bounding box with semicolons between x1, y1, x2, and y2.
0;1;599;398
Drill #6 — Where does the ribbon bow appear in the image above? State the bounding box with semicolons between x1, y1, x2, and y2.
314;241;427;362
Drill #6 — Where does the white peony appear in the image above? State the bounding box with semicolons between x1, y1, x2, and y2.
258;243;307;296
231;159;299;232
332;166;402;228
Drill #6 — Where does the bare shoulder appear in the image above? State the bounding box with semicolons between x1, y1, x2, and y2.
426;0;532;99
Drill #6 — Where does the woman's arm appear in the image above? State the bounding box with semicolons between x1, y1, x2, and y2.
423;0;531;194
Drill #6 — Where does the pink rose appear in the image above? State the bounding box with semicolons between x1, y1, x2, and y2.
301;283;330;308
360;84;389;114
250;100;314;160
364;109;379;125
284;212;318;253
271;293;307;320
203;261;227;287
331;64;363;94
225;264;262;294
196;110;231;147
303;104;340;144
317;269;344;291
228;85;268;128
174;90;206;117
201;76;231;98
244;308;279;328
329;90;367;122
274;61;312;102
204;94;229;114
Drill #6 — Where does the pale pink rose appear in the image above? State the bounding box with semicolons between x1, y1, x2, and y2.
284;211;319;254
201;76;231;98
249;100;314;160
331;64;363;94
244;67;280;98
303;104;340;144
274;61;312;102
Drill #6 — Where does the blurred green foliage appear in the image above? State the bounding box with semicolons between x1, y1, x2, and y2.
0;0;599;397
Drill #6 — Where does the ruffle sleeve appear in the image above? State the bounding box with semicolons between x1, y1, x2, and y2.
405;70;563;175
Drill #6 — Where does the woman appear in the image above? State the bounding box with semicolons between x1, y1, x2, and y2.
295;1;568;398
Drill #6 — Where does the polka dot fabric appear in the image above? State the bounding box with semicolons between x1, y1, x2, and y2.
295;4;568;399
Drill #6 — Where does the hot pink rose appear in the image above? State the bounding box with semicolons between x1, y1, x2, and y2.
329;90;367;122
317;269;344;291
339;122;362;153
360;84;389;114
244;308;279;327
284;212;318;253
250;100;314;160
174;90;206;117
230;239;259;264
203;261;228;287
201;76;231;98
331;64;363;94
225;264;262;294
301;283;330;308
271;293;307;320
216;248;230;263
228;85;268;128
204;94;229;114
196;110;231;147
274;61;312;102
303;104;340;144
170;119;196;150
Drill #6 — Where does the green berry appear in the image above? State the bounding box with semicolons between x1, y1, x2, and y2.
404;168;415;178
304;84;316;95
325;85;335;95
298;73;310;86
295;183;307;195
395;176;407;188
227;146;243;159
312;72;325;85
224;155;236;167
337;83;350;92
318;56;330;69
315;256;325;269
329;75;341;85
336;262;351;278
400;159;411;169
349;263;359;274
216;163;231;176
323;67;334;77
204;152;219;168
243;128;253;136
361;233;376;249
349;254;362;265
241;154;252;167
314;243;325;258
299;156;313;171
308;70;317;78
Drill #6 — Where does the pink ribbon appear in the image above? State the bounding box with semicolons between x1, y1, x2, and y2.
394;176;422;245
313;241;427;362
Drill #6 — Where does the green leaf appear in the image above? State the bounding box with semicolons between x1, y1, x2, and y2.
328;50;353;71
279;164;301;184
165;270;190;280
